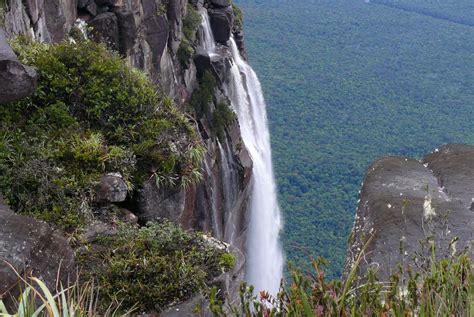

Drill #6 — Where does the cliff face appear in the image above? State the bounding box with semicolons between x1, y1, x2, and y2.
345;144;474;282
1;0;252;311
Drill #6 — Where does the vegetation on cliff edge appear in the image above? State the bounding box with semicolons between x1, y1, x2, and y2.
0;38;204;230
80;221;235;313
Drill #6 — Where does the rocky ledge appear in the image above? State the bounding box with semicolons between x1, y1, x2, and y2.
345;144;474;282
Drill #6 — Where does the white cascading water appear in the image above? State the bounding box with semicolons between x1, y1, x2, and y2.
198;9;216;53
198;10;284;295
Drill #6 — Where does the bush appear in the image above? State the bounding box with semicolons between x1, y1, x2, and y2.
0;39;204;229
82;221;235;313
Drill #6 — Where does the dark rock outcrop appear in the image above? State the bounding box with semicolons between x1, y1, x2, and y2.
78;0;98;17
136;182;187;224
0;199;75;304
0;29;37;104
89;12;120;51
114;8;137;55
210;0;231;7
143;14;169;74
194;48;232;82
209;6;234;44
345;144;474;282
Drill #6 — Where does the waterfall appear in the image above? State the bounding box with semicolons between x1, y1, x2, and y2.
219;141;238;246
199;10;283;295
198;8;216;53
225;38;283;295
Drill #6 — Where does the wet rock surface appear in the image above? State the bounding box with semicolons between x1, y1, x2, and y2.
345;144;474;282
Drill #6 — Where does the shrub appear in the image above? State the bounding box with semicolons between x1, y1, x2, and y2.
213;101;236;141
219;253;236;271
190;70;217;114
0;39;204;229
215;254;473;316
178;38;194;68
183;5;202;42
82;221;235;313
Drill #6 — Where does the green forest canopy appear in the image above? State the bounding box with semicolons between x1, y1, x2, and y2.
234;0;474;278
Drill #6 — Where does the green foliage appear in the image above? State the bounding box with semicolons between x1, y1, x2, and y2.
0;0;6;26
190;71;217;114
183;5;202;42
0;276;134;316
213;101;236;141
219;253;236;271
236;0;474;278
232;4;243;29
177;38;194;68
178;5;202;68
68;26;86;43
0;39;203;229
82;221;234;313
216;255;473;316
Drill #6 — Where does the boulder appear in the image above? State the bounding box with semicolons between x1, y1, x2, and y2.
0;199;75;306
0;29;37;104
95;173;128;203
209;7;233;44
135;180;186;224
89;12;119;51
345;144;474;282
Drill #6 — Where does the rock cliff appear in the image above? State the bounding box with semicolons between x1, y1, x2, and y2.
0;0;252;312
345;144;474;282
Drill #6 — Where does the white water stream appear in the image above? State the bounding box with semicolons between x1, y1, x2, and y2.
199;9;283;295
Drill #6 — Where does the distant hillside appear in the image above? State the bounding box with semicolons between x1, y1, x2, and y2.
235;0;474;278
